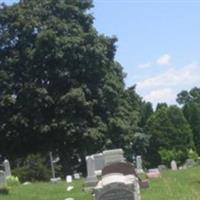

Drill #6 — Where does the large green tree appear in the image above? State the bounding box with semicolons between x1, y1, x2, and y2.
145;105;194;167
0;0;140;173
177;87;200;154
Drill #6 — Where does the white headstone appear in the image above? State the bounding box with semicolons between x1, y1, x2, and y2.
66;175;72;183
171;160;177;171
74;173;80;180
3;159;11;177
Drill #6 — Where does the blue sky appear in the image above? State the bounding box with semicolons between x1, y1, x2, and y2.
1;0;200;106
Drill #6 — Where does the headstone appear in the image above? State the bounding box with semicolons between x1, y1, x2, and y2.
93;153;104;176
66;175;72;183
171;160;177;171
94;174;141;200
74;173;80;180
3;159;11;177
0;170;6;186
50;177;61;183
49;152;56;179
85;155;98;188
184;159;196;168
158;164;167;172
136;156;144;174
147;168;161;178
103;149;125;166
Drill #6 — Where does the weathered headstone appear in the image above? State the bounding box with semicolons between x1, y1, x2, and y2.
94;174;141;200
3;159;11;177
136;156;144;174
0;170;6;186
184;159;196;168
74;173;80;180
158;164;167;172
85;155;98;188
103;149;125;166
93;153;104;176
171;160;177;171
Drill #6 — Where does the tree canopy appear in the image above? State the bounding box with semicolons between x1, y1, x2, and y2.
0;0;141;173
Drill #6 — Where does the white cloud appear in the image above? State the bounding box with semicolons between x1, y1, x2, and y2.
144;88;176;105
136;62;200;106
137;53;171;69
137;62;152;69
156;54;171;65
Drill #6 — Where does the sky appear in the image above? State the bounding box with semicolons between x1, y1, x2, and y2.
1;0;200;107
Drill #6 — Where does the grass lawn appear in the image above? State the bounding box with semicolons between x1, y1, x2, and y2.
1;167;200;200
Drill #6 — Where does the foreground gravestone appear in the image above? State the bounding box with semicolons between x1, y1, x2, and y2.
3;159;11;177
103;149;125;166
171;160;178;171
0;170;6;186
94;173;141;200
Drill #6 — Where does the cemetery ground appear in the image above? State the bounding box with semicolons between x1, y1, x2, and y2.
1;167;200;200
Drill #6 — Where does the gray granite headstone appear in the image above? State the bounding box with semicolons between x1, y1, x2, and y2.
3;159;11;177
85;155;98;188
136;155;144;174
0;170;6;186
185;159;196;168
93;153;105;176
103;149;125;166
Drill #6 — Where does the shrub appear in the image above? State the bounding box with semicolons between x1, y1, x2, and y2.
188;149;198;160
159;148;187;166
6;176;20;186
13;154;51;182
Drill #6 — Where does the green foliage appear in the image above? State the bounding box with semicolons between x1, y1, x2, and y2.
0;0;141;174
177;87;200;154
188;149;198;161
159;148;187;166
13;154;51;182
146;105;194;167
6;176;20;186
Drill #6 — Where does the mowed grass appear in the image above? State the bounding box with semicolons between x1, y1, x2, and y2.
1;167;200;200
